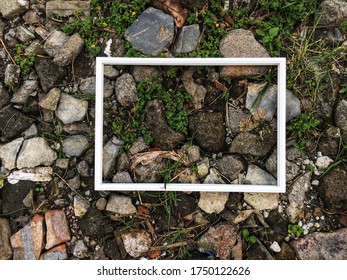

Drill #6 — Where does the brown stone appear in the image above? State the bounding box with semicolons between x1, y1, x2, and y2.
45;210;71;250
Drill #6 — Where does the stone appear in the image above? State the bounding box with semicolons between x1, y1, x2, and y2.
1;181;33;216
67;174;80;190
35;57;66;92
244;164;277;186
179;169;200;183
7;167;53;184
112;172;133;183
104;239;120;259
0;137;23;170
182;68;207;110
46;0;91;19
229;132;276;157
269;241;281;253
198;192;229;214
10;215;44;260
334;99;347;141
246;239;274;260
76;160;90;177
173;24;200;54
39;88;61;111
244;192;279;211
318;166;347;212
96;197;107;211
144;99;186;150
216;155;246;182
79;77;95;95
132;66;158;82
56;94;88;125
104;66;119;79
53;33;84;67
196;158;210;178
134;159;166;183
116;153;130;172
15;26;35;43
22;10;40;25
315;156;334;170
125;7;174;56
128;137;149;155
219;29;270;78
115;73;138;108
189;111;226;153
0;0;29;19
203;168;225;184
185;145;201;164
121;230;152;258
73;240;88;258
22;123;38;139
0;18;4;38
103;136;123;179
286;89;302;121
286;172;312;223
45;210;71;250
78;208;114;237
16;137;57;169
63;123;91;135
11;79;39;105
197;223;239;260
103;33;125;57
291;228;347;259
74;195;90;218
4;64;20;86
275;242;295;260
317;0;347;26
40;244;68;260
62;135;90;157
0;83;10;109
0;218;12;259
228;107;248;135
106;194;137;215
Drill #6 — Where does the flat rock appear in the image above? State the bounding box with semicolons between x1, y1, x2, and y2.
46;1;90;19
103;239;120;259
203;168;225;184
286;89;301;121
133;159;165;183
104;66;119;79
216;155;246;182
0;0;29;19
16;137;57;169
74;195;90;218
318;166;347;212
115;73;138;108
44;30;68;57
121;230;152;258
0;137;23;170
188;111;226;153
39;88;61;111
197;223;239;259
40;244;68;260
56;94;88;125
4;64;20;86
7;167;53;184
173;24;200;54
229;132;276;157
228;107;248;135
286;172;312;223
78;208;114;237
291;228;347;259
62;135;89;157
11;79;39;105
112;171;133;183
125;7;174;56
35;57;66;92
106;194;137;215
0;83;10;109
244;192;279;211
103;136;123;179
0;218;12;259
79;77;96;94
45;210;71;250
220;29;269;78
317;0;347;25
10;215;44;260
128;137;149;155
198;192;229;214
144;99;186;150
53;33;84;67
245;164;277;185
246;238;274;260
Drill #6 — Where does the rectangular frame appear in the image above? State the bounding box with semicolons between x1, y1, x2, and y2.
95;57;286;193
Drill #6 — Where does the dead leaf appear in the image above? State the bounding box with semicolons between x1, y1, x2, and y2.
214;80;229;92
231;232;243;260
147;250;162;259
138;205;150;216
116;235;128;259
153;0;189;28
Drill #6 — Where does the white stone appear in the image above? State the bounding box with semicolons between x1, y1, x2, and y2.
106;194;137;215
311;179;320;186
7;167;53;184
0;137;23;170
198;192;229;214
315;156;333;170
270;241;281;252
56;94;88;125
73;196;90;218
245;164;277;185
121;230;152;258
244;192;279;211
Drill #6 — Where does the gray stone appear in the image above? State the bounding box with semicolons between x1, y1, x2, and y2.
16;137;57;169
144;99;186;150
106;194;137;215
244;192;279;211
228;107;248;135
220;29;269;78
315;156;334;170
0;218;12;260
103;79;114;98
334;99;347;141
229;132;276;157
216;155;246;182
103;136;123;179
112;172;133;183
115;73;138;108
67;174;80;190
46;0;91;19
78;208;114;237
4;64;20;86
318;166;347;212
286;172;312;223
15;26;35;43
55;158;69;169
317;0;347;26
286;89;301;121
53;33;84;67
79;77;95;95
128;137;149;155
44;30;68;57
125;7;174;56
121;230;152;258
246;238;274;260
245;164;277;185
132;66;158;82
39;88;61;111
0;137;23;170
133;159;165;183
24;40;45;56
104;66;119;79
286;146;301;161
103;239;120;259
188;111;226;153
56;94;88;124
203;168;225;184
96;197;107;211
11;79;39;105
198;192;229;214
0;0;29;19
63;123;91;135
291;228;347;259
315;82;338;120
62;135;89;157
0;83;10;109
76;160;90;177
35;57;66;92
266;149;300;181
197;223;238;259
74;195;90;218
40;245;68;260
116;153;130;172
185;145;201;164
0;105;34;140
22;10;40;25
73;240;88;258
22;123;38;139
173;24;200;54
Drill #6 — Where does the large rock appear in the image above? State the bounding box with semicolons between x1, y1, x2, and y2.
228;107;248;135
106;194;137;215
219;29;270;78
35;57;66;92
0;0;29;19
173;24;200;54
39;88;61;111
103;136;123;179
78;208;114;237
16;137;57;169
198;192;229;214
45;210;71;250
317;0;347;26
244;192;279;211
125;7;174;56
121;230;152;258
43;30;68;57
291;228;347;259
53;33;84;67
62;135;90;157
188;111;226;153
144;99;186;150
56;94;88;125
0;137;23;170
0;218;12;259
115;73;138;108
11;79;39;105
215;155;246;182
244;164;277;185
318;166;347;212
133;158;165;183
229;132;276;157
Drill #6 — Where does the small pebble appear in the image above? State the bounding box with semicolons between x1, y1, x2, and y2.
303;229;309;235
314;222;320;228
311;179;319;186
278;205;284;213
263;211;269;218
269;241;281;253
317;151;322;157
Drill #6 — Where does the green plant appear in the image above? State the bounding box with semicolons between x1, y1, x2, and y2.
242;229;257;244
288;224;304;238
292;140;306;157
13;44;36;75
340;20;347;31
287;113;320;139
339;84;347;95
